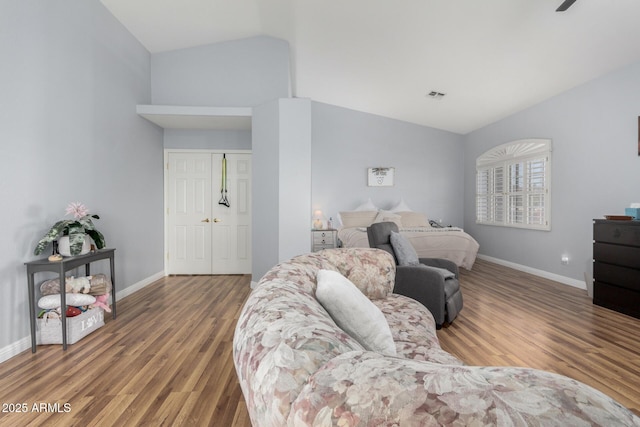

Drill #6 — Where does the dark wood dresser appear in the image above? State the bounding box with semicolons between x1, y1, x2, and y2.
593;219;640;318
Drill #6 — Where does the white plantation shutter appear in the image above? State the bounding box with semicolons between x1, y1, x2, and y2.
476;169;490;222
476;139;551;231
526;158;547;226
494;166;505;223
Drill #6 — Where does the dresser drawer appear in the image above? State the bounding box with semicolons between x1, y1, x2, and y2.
593;281;640;319
312;231;335;244
311;230;337;252
593;242;640;269
594;221;640;246
593;261;640;292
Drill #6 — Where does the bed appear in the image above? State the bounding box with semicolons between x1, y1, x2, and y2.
337;209;479;270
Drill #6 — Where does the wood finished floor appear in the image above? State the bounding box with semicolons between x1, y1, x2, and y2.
443;259;640;416
0;274;253;427
0;259;638;426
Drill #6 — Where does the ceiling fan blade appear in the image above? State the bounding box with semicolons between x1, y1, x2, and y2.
556;0;577;11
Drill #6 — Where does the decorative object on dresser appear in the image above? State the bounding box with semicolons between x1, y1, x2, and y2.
593;219;640;319
311;229;337;252
625;202;640;219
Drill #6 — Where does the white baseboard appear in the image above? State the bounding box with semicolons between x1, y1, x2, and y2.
477;254;587;290
0;336;31;365
0;270;165;364
115;271;165;301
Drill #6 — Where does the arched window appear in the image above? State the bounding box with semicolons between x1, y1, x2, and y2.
476;139;551;231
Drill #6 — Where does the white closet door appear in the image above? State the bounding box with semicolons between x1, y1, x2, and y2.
166;151;252;275
211;153;252;274
167;153;213;274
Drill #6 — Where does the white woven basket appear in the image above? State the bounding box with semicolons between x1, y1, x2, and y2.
36;307;104;345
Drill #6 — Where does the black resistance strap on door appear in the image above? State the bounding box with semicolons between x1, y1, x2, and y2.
219;153;230;207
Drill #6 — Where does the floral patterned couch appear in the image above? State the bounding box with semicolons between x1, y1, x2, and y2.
233;248;640;426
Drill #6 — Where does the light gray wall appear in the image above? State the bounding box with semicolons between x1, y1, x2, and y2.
463;60;640;283
311;102;465;226
151;36;291;107
251;98;312;281
0;0;163;352
278;99;312;261
252;101;281;279
163;129;252;150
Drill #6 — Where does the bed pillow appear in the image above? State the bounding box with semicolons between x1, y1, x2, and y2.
339;210;379;228
390;231;420;266
316;269;396;356
398;211;430;228
355;198;378;211
372;210;403;228
390;198;413;212
337;199;379;227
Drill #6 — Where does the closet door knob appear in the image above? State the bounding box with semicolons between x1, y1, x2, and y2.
201;218;210;223
213;218;222;223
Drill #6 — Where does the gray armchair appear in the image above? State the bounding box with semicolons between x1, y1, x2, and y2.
367;222;463;328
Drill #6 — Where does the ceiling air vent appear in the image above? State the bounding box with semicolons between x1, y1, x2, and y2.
427;91;446;100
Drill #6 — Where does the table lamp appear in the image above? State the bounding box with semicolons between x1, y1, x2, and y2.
313;210;324;230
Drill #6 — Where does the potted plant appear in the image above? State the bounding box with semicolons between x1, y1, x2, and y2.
34;202;106;256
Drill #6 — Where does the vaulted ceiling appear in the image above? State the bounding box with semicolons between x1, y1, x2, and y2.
101;0;640;134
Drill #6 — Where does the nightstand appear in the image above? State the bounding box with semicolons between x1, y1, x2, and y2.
311;229;338;252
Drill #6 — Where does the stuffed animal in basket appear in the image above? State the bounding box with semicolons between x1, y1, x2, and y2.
66;306;82;317
91;293;111;312
41;307;61;321
65;276;91;294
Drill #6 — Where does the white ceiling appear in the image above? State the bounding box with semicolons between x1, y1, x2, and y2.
101;0;640;134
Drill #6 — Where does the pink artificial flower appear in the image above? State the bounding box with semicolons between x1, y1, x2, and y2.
65;202;89;219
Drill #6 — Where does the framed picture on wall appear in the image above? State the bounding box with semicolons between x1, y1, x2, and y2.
367;167;395;186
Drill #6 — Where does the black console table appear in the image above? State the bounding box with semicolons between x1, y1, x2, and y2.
593;220;640;318
25;248;116;352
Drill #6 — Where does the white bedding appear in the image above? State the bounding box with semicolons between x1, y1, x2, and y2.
338;226;479;270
